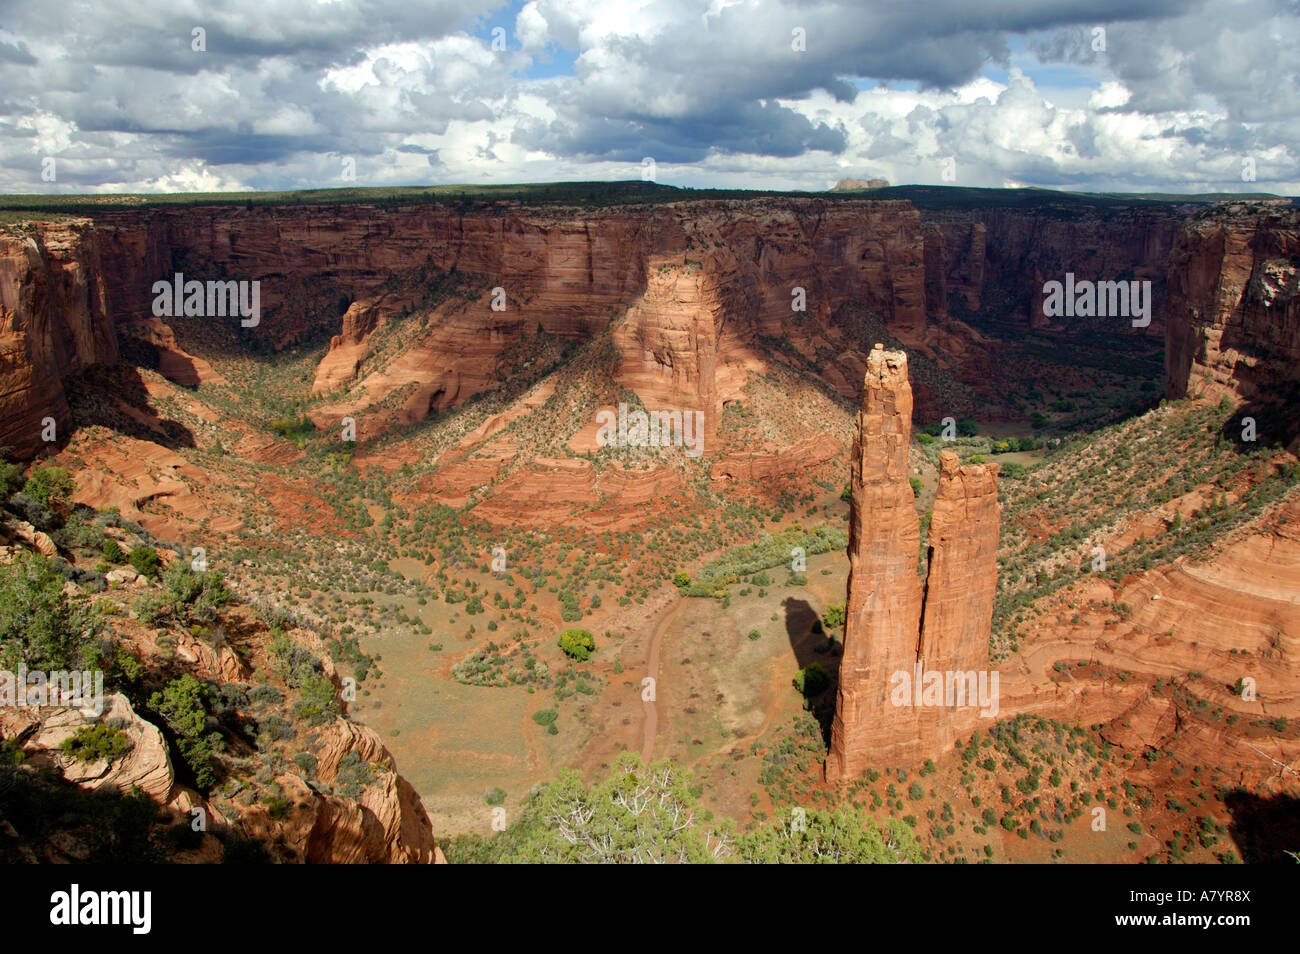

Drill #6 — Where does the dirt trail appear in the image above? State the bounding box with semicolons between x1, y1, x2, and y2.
641;595;686;765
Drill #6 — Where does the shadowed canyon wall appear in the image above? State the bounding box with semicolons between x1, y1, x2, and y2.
2;194;1297;460
1165;203;1300;404
0;221;117;457
0;194;1204;459
0;199;955;456
920;203;1189;337
826;346;1000;779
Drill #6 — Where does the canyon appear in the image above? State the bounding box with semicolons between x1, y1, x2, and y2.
0;187;1221;464
0;184;1297;864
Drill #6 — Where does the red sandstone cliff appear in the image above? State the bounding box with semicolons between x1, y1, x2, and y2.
0;194;1277;463
0;222;117;457
919;202;1188;337
0;199;972;457
299;199;945;444
1164;202;1300;403
827;346;1000;779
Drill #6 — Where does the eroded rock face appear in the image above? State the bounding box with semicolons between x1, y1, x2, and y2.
4;195;1282;463
0;222;117;457
827;346;924;780
0;199;957;457
238;719;438;864
917;450;1001;750
920;203;1188;337
1164;203;1300;402
0;693;176;803
827;347;1000;779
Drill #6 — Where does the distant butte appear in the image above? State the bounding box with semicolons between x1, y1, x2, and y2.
832;177;890;191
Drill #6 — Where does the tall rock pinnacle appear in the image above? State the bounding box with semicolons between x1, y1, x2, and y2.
827;344;1000;780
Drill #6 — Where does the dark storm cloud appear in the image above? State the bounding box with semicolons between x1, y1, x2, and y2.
515;99;845;163
0;0;1294;191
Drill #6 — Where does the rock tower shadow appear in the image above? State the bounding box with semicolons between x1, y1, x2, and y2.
784;596;839;748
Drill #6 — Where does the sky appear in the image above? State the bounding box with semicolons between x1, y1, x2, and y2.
0;0;1297;195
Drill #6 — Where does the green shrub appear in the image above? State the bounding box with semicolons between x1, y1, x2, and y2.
128;546;161;579
793;663;830;699
557;628;595;661
0;552;102;671
0;460;23;498
133;563;232;628
161;563;232;625
58;724;132;762
21;465;74;510
133;590;167;625
686;525;845;596
290;675;337;726
293;751;318;776
333;750;373;798
257;715;295;742
149;674;219;789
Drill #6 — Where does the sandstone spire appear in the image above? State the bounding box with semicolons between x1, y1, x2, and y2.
917;449;1001;749
827;345;1000;780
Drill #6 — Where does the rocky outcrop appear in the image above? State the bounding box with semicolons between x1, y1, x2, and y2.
118;316;224;388
709;433;842;482
239;719;439;865
1;693;178;803
1164;202;1300;402
0;222;117;457
827;346;1000;779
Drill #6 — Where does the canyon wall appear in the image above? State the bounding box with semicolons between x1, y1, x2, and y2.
0;198;957;456
0;222;118;457
919;202;1189;337
2;192;1286;461
1164;202;1300;403
827;346;1000;779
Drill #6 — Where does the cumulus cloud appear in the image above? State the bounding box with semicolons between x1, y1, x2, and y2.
0;0;1294;193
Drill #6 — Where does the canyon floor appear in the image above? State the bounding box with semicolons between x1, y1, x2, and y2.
39;311;1300;863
